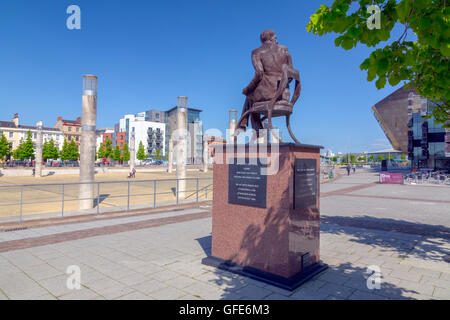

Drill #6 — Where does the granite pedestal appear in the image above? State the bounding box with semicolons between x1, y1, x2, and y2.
202;143;328;290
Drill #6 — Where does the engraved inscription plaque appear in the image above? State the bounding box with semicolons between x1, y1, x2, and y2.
294;159;318;209
228;160;267;208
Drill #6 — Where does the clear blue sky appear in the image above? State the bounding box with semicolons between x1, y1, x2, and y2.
0;0;410;154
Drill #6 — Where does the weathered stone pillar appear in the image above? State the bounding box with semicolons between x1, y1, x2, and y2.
129;131;135;171
35;121;43;177
271;127;280;144
203;138;209;173
176;96;188;199
168;139;173;173
79;75;97;210
228;109;237;142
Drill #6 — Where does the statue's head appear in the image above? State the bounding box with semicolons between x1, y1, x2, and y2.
260;30;277;44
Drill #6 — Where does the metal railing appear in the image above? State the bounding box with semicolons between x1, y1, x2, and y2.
0;177;213;223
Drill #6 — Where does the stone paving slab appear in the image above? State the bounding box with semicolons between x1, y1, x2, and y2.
0;216;448;300
0;170;448;300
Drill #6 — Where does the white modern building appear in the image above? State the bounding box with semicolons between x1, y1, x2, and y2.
119;113;166;162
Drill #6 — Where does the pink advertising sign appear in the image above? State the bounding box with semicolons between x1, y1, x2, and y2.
380;173;404;184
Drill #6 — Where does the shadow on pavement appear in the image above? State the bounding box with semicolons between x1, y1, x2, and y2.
322;215;450;261
93;194;111;207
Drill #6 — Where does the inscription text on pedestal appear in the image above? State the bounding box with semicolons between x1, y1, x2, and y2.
228;160;267;208
294;159;318;209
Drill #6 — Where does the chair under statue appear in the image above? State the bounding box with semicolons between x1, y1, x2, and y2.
234;63;301;143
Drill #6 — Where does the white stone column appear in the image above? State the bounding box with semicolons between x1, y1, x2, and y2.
35;121;43;177
176;97;187;199
271;127;280;144
228;109;237;142
129;131;135;171
168;139;173;173
203;138;209;173
79;75;97;210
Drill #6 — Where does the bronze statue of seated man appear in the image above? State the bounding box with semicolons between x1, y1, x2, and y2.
235;29;301;143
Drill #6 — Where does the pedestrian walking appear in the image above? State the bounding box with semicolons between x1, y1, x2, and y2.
346;164;351;176
352;164;356;173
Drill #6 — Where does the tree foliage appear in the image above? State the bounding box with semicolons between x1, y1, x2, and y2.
121;143;130;162
0;135;12;161
154;148;161;161
136;141;147;160
42;139;59;160
60;139;79;160
104;138;113;159
12;131;35;160
307;0;449;126
112;145;121;161
97;142;105;159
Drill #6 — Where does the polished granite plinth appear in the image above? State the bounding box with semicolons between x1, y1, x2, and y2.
202;143;328;290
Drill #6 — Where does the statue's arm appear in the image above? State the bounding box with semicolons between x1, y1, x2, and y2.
243;51;263;96
283;47;301;103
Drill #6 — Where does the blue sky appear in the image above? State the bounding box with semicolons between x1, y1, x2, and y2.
0;0;410;154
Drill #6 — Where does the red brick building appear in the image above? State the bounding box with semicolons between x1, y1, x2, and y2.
54;116;82;150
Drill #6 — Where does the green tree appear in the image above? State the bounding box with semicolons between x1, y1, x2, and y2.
60;139;79;160
0;135;12;161
68;140;79;160
136;141;147;160
12;140;24;160
24;130;35;159
112;145;121;161
97;142;105;159
121;143;130;162
60;139;69;160
104;138;113;159
401;153;407;160
369;155;376;162
154;148;161;161
378;155;386;161
42;139;59;160
13;131;34;160
307;1;449;127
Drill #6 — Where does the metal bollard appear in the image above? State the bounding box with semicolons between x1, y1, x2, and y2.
62;184;65;217
196;178;199;203
153;180;156;208
97;183;100;214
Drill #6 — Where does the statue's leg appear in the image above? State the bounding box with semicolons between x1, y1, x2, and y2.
250;112;264;138
237;97;252;129
286;115;300;143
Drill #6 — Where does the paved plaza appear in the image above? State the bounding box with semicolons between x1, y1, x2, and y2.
0;170;213;220
0;169;449;300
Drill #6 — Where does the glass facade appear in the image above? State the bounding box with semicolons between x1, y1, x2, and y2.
408;102;449;170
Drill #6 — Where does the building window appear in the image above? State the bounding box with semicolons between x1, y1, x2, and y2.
9;132;13;138
68;127;72;132
76;127;79;132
